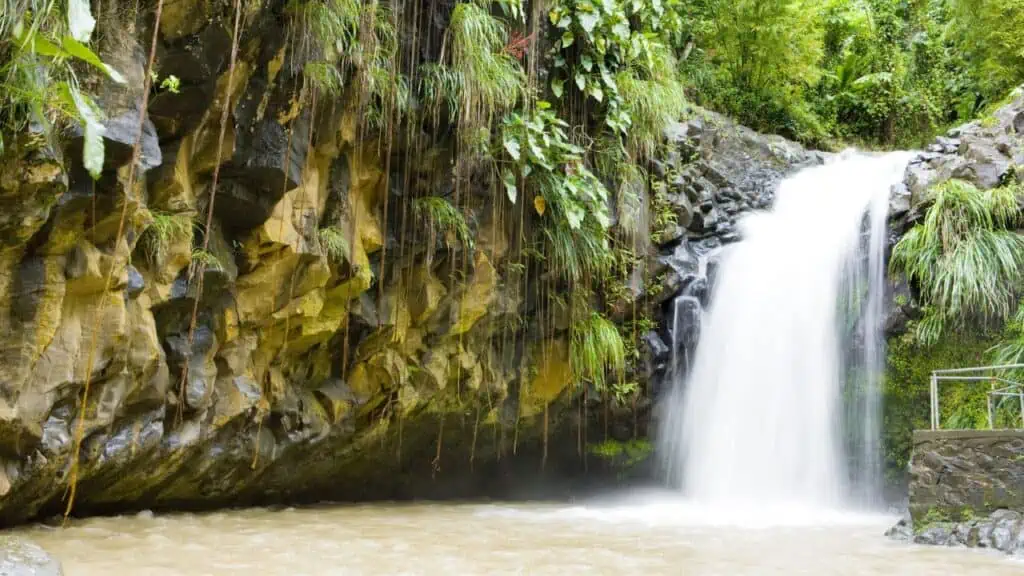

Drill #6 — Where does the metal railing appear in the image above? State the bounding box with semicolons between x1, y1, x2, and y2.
929;364;1024;430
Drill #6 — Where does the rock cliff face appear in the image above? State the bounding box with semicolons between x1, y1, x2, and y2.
0;3;828;525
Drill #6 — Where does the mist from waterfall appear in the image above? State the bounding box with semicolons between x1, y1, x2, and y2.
657;151;913;509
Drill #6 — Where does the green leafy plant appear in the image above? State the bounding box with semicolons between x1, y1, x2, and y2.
570;308;627;389
318;225;350;264
992;301;1024;378
413;196;474;249
444;0;525;131
138;210;195;266
890;179;1024;345
1;0;124;176
190;248;223;271
501;103;615;281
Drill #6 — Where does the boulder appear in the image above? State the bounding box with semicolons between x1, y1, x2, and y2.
0;537;62;576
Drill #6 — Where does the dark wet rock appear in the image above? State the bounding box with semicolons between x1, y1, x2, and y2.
126;265;146;299
67;99;162;173
913;525;952;546
641;330;670;378
885;514;913;541
149;25;232;139
0;536;63;575
883;279;917;337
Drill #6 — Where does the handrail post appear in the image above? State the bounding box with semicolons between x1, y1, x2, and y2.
1019;389;1023;428
988;377;995;429
930;373;938;430
988;393;995;430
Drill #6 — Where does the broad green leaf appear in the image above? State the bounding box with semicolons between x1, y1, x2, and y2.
502;169;517;204
612;21;630;40
579;12;600;34
561;30;574;48
588;83;604;102
30;34;66;57
68;0;97;42
63;37;126;83
65;83;106;180
503;136;521;161
556;14;572;29
551;77;564;98
581;54;593;72
575;72;586;91
566;204;585;229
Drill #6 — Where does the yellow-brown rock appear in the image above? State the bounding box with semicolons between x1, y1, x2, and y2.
524;339;573;410
449;250;497;335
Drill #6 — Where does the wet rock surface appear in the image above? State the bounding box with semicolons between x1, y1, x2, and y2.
0;537;63;575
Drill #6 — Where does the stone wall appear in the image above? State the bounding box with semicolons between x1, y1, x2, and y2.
888;430;1024;554
909;430;1024;523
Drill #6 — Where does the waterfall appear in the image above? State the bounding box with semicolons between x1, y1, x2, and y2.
657;151;913;509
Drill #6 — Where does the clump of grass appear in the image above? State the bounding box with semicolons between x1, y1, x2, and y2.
540;215;612;283
138;210;194;266
190;248;222;271
891;179;1024;345
617;42;687;158
413;196;473;249
991;301;1024;377
570;308;626;389
318;225;350;263
442;1;525;132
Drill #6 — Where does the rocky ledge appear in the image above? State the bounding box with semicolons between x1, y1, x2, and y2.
887;509;1024;556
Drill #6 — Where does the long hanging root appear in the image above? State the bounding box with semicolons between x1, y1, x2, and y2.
513;404;520;456
396;410;403;464
176;0;243;430
541;402;548;472
431;414;445;479
63;0;169;524
604;389;609;442
577;394;583;459
469;406;480;472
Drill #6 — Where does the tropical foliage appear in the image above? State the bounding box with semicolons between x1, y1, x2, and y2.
1;0;123;175
680;0;1024;146
890;180;1024;346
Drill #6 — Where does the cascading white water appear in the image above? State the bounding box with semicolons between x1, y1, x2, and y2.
658;151;913;509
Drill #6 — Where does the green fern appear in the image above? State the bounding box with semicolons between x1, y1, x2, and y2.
190;248;223;271
540;215;612;283
570;308;626;389
413;196;473;249
891;179;1024;345
446;1;525;131
138;210;194;266
617;42;688;158
318;225;350;263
